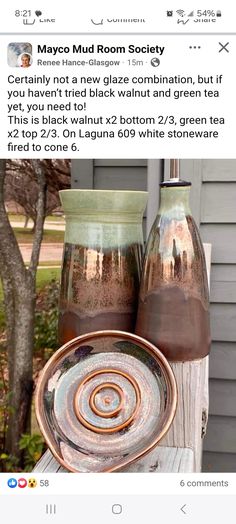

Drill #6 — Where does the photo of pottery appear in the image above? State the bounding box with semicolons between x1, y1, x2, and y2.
0;158;235;474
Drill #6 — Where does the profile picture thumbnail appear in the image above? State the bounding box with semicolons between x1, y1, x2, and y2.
7;42;33;67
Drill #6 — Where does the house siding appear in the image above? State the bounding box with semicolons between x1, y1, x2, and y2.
176;160;236;472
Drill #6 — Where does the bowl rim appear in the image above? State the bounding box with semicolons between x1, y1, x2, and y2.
59;189;148;194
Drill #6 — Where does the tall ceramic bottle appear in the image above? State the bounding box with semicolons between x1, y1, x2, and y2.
135;160;211;362
58;189;148;345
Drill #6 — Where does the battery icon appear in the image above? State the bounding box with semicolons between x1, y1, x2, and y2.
216;10;222;16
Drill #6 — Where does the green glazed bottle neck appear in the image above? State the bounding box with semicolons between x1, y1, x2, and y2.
159;186;191;216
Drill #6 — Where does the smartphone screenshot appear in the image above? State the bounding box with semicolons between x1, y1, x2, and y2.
0;1;235;523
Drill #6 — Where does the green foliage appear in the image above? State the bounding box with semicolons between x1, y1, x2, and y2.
36;268;61;293
0;452;19;472
0;350;9;443
0;432;46;472
0;278;60;471
0;269;61;332
19;433;45;471
0;350;18;472
34;307;58;353
34;279;60;355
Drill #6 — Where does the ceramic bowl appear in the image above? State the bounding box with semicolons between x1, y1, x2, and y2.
35;330;177;472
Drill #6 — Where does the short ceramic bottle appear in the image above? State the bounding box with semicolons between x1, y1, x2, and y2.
135;160;211;362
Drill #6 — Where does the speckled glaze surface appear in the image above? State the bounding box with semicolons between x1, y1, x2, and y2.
135;185;211;362
35;331;177;473
58;190;148;345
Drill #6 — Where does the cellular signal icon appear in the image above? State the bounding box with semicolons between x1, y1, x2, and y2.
176;9;185;17
188;11;194;16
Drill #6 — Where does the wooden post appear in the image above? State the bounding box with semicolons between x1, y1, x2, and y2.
160;243;211;472
160;358;208;471
34;446;194;473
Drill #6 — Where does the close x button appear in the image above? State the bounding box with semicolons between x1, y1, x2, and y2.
218;42;230;52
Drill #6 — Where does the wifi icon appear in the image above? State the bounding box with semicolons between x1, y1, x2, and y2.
176;9;185;17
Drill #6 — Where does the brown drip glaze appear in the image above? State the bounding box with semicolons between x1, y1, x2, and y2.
59;242;142;345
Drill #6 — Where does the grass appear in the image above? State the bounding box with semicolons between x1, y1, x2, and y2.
0;268;61;301
36;267;61;289
8;214;65;223
0;268;61;331
44;215;65;223
13;228;64;244
37;261;62;267
8;214;26;222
